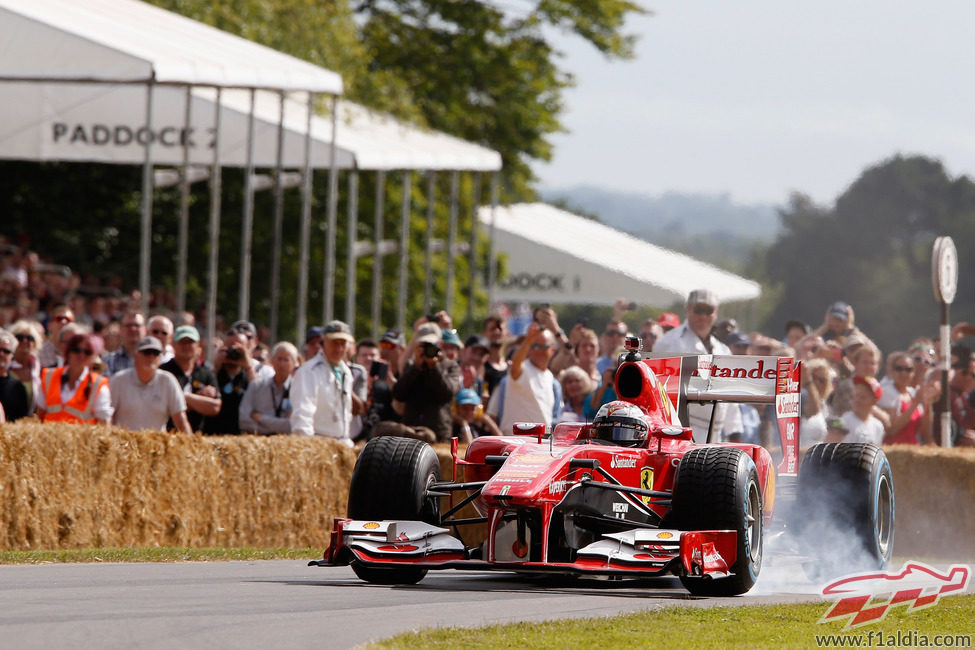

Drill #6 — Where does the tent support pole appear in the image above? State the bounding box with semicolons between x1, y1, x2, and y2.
486;172;499;309
423;170;435;313
370;170;386;339
239;88;257;323
397;170;411;333
467;172;482;333
445;170;459;315
176;84;192;315
138;78;155;314
296;91;315;345
345;170;359;332
269;90;286;341
205;87;223;364
323;95;340;324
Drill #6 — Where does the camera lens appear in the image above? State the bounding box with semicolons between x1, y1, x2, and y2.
422;343;440;358
226;347;242;361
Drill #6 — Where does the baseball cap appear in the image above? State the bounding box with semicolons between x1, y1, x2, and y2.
232;319;257;338
842;332;868;351
456;388;482;406
726;331;752;348
380;329;405;347
323;320;354;342
173;325;200;342
853;375;883;400
414;322;442;346
305;325;325;342
464;334;490;351
657;312;681;329
441;328;463;348
828;301;850;321
136;336;163;353
687;289;718;308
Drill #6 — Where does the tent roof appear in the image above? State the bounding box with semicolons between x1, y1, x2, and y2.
0;0;343;93
479;203;761;307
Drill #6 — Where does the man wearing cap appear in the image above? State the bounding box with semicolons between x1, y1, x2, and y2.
110;336;192;434
303;326;325;363
460;335;491;398
441;328;464;362
375;320;460;443
290;320;356;445
815;301;863;344
231;319;274;380
378;329;406;383
657;312;681;333
159;325;221;432
451;388;502;441
654;288;743;443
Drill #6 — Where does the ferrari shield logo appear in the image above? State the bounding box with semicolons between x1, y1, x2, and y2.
640;467;654;505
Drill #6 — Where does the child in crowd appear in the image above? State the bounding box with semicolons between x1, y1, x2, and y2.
828;375;885;445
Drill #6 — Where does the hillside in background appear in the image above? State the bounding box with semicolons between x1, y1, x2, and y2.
539;185;781;273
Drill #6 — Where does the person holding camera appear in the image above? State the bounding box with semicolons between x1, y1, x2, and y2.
202;329;257;434
373;319;460;443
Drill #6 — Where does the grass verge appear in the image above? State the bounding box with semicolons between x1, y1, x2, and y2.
369;594;975;649
0;547;321;564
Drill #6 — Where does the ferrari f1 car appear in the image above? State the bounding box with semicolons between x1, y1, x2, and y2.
311;341;895;596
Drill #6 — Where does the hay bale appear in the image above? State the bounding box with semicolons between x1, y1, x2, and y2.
0;421;356;550
884;444;975;558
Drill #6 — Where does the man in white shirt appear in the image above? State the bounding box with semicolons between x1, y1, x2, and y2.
290;320;355;445
488;321;562;435
653;288;743;443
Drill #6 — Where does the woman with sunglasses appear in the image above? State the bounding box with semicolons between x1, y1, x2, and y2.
7;319;43;414
878;350;937;445
36;332;112;424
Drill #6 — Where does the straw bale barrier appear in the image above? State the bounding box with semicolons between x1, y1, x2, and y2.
2;420;973;558
0;422;357;550
884;444;975;558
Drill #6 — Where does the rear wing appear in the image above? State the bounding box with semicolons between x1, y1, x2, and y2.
643;355;801;477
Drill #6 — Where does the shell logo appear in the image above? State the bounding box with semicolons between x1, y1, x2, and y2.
656;531;673;539
363;522;381;530
376;544;419;553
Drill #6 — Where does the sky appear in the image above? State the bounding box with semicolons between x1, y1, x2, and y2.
533;2;975;205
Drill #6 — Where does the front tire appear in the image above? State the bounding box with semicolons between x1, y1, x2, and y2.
346;436;442;584
668;447;763;596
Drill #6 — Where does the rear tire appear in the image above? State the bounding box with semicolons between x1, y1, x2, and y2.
668;447;763;596
795;442;894;577
346;436;442;584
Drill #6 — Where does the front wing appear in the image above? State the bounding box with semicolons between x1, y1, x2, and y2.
311;518;737;579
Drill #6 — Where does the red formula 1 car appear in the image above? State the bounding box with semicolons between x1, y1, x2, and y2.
312;342;895;596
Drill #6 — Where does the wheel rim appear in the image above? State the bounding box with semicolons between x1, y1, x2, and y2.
744;479;762;562
876;472;893;558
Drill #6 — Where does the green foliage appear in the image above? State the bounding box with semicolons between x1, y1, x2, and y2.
353;0;646;199
760;155;975;352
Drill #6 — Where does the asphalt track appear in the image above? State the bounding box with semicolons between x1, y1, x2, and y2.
0;559;835;649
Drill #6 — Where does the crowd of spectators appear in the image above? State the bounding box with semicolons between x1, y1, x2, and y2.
2;239;974;453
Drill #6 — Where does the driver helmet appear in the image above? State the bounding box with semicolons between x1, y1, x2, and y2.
592;400;648;446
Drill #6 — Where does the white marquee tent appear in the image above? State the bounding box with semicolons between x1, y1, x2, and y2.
479;203;762;308
0;0;503;340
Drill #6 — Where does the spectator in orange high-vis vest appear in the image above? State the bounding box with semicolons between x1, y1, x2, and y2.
36;332;113;424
